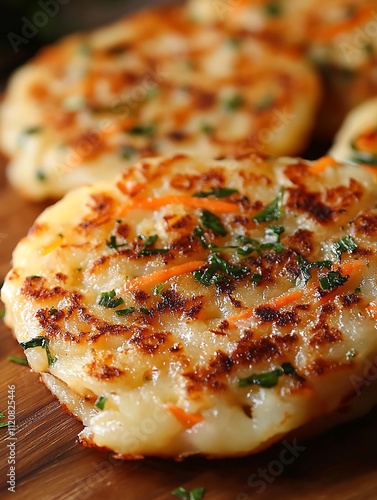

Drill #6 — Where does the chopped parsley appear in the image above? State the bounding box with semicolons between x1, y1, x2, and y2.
8;355;28;366
194;253;250;286
153;283;164;295
36;169;47;182
49;307;58;315
237;225;285;256
19;336;56;366
332;235;358;261
0;413;8;428
0;309;5;319
120;145;137;160
94;395;107;411
319;271;348;291
138;234;169;256
172;486;205;500
250;273;263;284
253;188;285;223
224;94;244;111
238;362;304;388
200;123;214;135
140;307;152;316
116;307;136;317
296;255;333;286
200;210;227;237
98;290;125;308
194;188;238;198
264;1;283;16
127;124;156;137
106;235;128;249
23;126;43;135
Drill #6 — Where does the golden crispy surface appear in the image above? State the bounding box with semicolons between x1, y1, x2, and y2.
188;0;377;136
3;154;377;458
0;5;320;200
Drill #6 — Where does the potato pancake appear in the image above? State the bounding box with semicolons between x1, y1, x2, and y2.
188;0;377;137
3;153;377;459
0;5;320;200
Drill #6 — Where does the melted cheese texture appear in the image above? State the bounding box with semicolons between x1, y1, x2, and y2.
188;0;377;136
3;154;377;459
0;5;320;201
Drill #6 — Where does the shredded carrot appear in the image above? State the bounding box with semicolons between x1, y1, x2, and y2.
165;404;204;429
119;195;241;217
367;301;377;319
227;308;254;324
309;156;338;175
268;289;304;309
117;181;145;197
354;130;377;154
125;260;206;291
312;8;372;41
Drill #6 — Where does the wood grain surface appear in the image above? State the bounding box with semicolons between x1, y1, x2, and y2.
1;165;377;500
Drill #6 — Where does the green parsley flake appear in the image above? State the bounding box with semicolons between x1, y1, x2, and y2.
36;169;47;182
8;355;28;366
20;337;56;366
264;1;283;16
153;283;164;295
138;234;169;256
224;94;244;111
253;188;285;223
194;253;250;286
319;271;348;291
0;412;8;428
172;486;205;500
106;235;128;249
94;395;107;410
128;124;156;137
296;256;333;286
332;235;358;260
116;307;136;317
120;145;137;160
98;290;124;308
200;210;227;237
238;362;304;388
194;188;238;198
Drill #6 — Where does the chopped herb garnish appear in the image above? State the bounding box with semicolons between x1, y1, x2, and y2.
127;124;156;137
49;307;58;315
261;225;285;252
236;235;262;256
238;362;304;388
296;256;333;286
36;169;47;182
227;37;241;48
20;336;56;366
332;235;358;261
120;145;137;160
8;355;28;366
264;1;283;16
23;126;42;135
194;188;238;198
94;395;107;410
98;290;124;308
194;253;250;286
106;235;128;249
0;413;8;428
355;287;361;294
172;486;205;500
153;283;164;295
140;307;152;316
116;307;136;317
200;123;214;135
350;137;377;165
146;87;159;100
0;310;5;319
224;94;244;111
200;210;227;237
253;188;285;223
250;273;263;284
319;271;348;291
138;234;169;256
29;275;42;280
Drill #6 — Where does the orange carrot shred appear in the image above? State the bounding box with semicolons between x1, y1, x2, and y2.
227;308;254;324
125;261;206;292
309;156;338;174
268;289;304;309
165;404;204;429
119;196;241;217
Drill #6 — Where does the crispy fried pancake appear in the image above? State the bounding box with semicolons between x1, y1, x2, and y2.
3;154;377;458
0;5;320;200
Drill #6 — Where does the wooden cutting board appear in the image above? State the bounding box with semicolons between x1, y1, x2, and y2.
1;166;377;500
